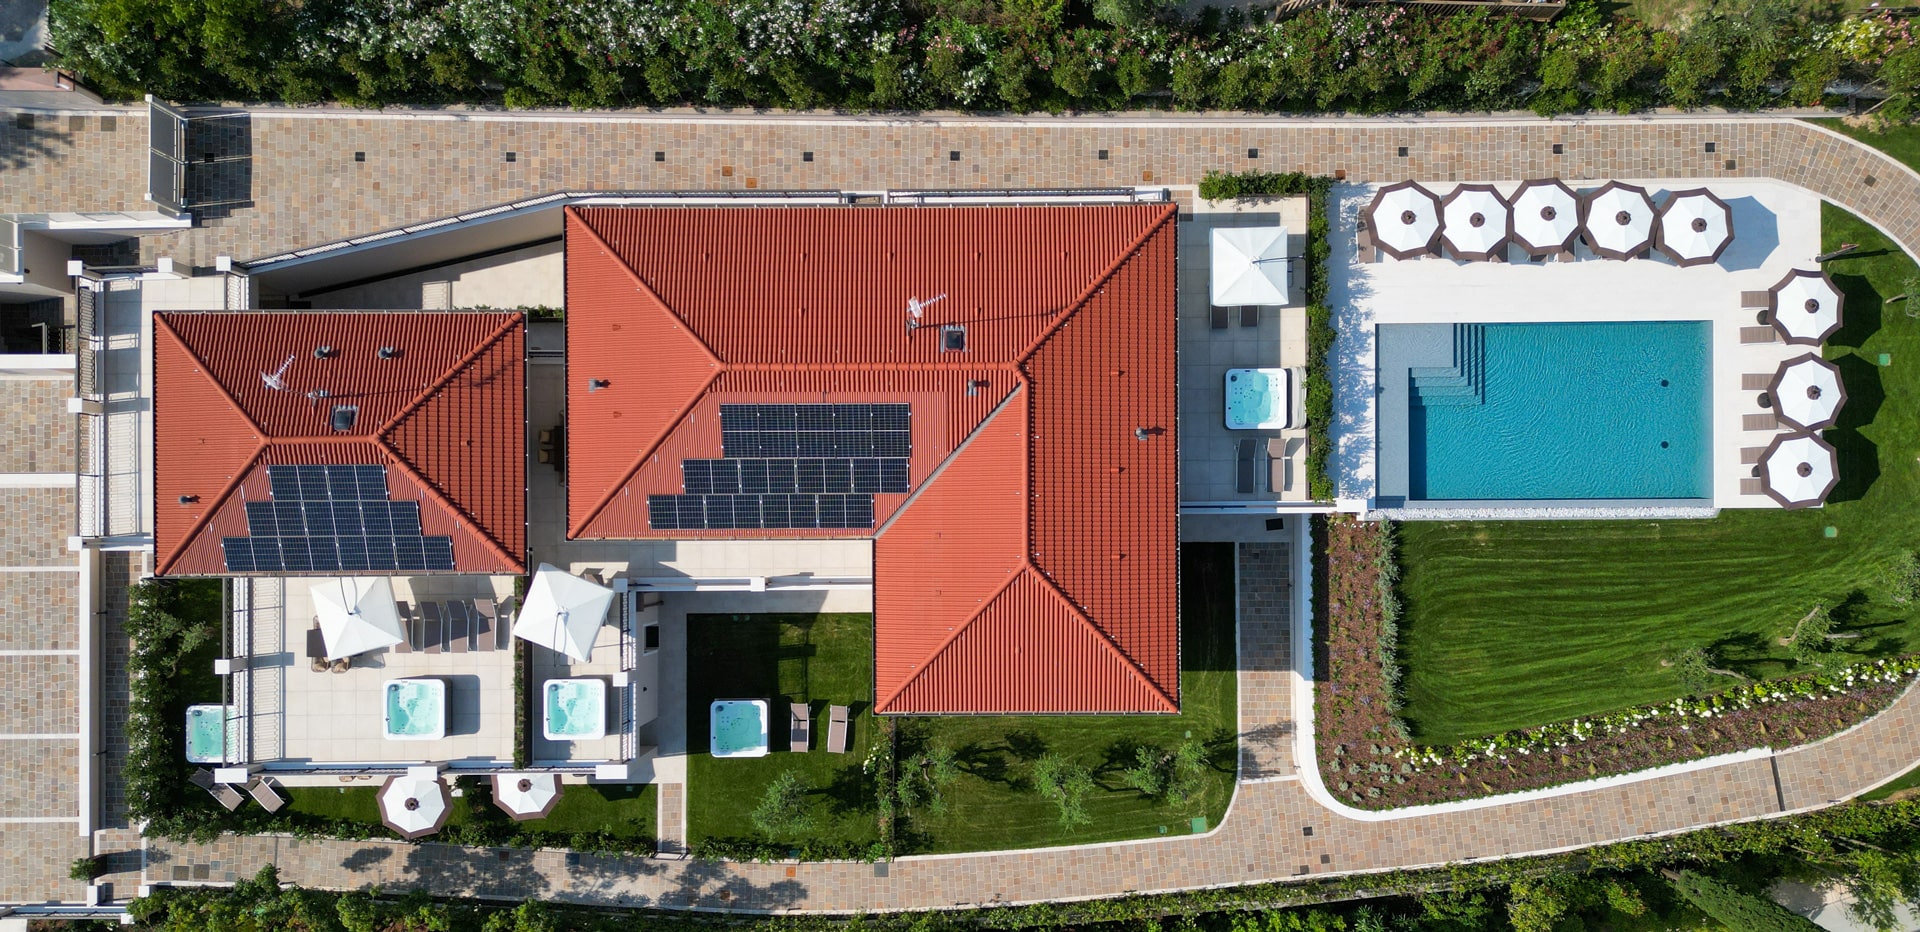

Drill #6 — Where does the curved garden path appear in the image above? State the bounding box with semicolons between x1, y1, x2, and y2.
2;106;1919;907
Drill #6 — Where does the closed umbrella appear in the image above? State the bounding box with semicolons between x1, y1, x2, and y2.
1655;188;1733;266
378;774;451;840
1509;179;1581;258
1768;354;1846;431
311;577;405;660
1210;226;1290;306
1759;433;1838;510
512;563;617;662
1365;181;1442;260
1770;269;1844;345
1440;184;1511;260
491;772;563;821
1580;181;1656;260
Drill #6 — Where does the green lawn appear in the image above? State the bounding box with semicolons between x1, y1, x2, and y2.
684;543;1239;854
1397;203;1920;745
1807;118;1920;175
684;613;882;851
1859;759;1920;802
286;781;654;839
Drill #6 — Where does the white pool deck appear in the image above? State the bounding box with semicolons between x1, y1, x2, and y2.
1328;178;1826;512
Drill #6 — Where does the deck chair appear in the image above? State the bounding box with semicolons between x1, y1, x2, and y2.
1739;326;1778;344
208;778;244;811
826;705;851;754
1741;290;1772;309
1744;413;1780;431
1741;477;1767;496
305;624;327;672
1741;446;1767;465
789;702;811;752
1554;247;1576;263
421;602;444;654
494;598;515;650
1267;437;1300;494
1741;373;1772;391
393;603;415;653
472;599;497;652
1236;438;1259;494
1209;305;1229;331
447;603;470;654
1240;305;1260;328
246;777;286;814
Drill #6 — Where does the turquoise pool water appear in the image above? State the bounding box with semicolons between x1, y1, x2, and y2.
384;679;445;740
1411;322;1712;501
185;704;234;763
710;700;769;758
544;679;606;741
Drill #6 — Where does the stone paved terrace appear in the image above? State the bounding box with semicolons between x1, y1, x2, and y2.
0;113;1915;267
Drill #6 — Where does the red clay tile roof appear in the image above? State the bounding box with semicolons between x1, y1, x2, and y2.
153;311;526;576
566;205;1178;713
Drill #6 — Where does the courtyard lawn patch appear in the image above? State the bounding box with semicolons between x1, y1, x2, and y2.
684;613;882;856
901;542;1238;853
284;781;654;843
1397;202;1920;746
1807;118;1920;175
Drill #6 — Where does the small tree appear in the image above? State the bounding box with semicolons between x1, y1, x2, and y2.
1781;603;1861;668
1031;753;1096;829
1119;739;1210;808
1882;552;1920;603
1667;870;1822;931
1670;646;1747;693
899;742;962;816
69;855;102;881
750;770;815;839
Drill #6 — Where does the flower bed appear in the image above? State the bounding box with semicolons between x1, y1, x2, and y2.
1314;516;1920;809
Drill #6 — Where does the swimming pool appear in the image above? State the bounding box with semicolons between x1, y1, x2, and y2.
711;699;769;758
543;678;607;742
1406;322;1712;501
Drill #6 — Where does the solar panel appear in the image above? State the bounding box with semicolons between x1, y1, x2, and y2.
221;464;458;573
647;494;875;530
720;403;912;459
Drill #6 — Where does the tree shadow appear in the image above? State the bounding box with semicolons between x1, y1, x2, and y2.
399;841;553;899
819;761;872;817
1003;729;1048;762
953;741;1017;787
1830;272;1885;350
661;857;805;910
0;116;71;172
339;846;392;872
1708;631;1777;679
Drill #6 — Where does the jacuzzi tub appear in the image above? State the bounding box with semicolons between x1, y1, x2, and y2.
710;699;769;758
1225;367;1300;430
384;678;447;741
185;704;236;764
543;678;607;741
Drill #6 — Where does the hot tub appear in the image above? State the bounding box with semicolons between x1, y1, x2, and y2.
1226;367;1300;430
543;678;608;742
710;699;769;758
185;704;237;764
384;678;447;741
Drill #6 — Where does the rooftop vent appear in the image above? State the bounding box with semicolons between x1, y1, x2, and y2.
330;404;359;432
377;346;398;360
178;494;197;506
940;324;967;352
313;345;334;359
588;378;610;393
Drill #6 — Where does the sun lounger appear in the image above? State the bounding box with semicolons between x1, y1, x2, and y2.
189;769;214;790
1209;305;1229;330
472;599;497;652
306;624;327;671
494;599;514;650
1739;326;1778;344
246;777;285;813
1741;290;1772;309
1741;373;1772;391
1741;446;1767;464
1240;305;1260;328
1744;413;1780;431
447;603;470;654
421;602;444;654
1236;438;1259;494
827;705;851;754
1741;477;1767;496
393;603;414;653
790;702;811;753
1267;437;1300;494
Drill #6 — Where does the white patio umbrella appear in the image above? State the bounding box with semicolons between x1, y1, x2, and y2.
1759;432;1839;510
1210;226;1290;306
1439;184;1511;261
1768;353;1847;431
512;563;616;662
1365;181;1442;260
1770;269;1844;345
378;774;451;840
1509;179;1581;257
1580;181;1656;260
1655;188;1734;267
491;772;563;821
310;577;405;660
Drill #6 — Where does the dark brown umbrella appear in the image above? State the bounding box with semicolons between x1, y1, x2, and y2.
1766;353;1847;431
1758;432;1838;510
1508;179;1581;258
491;772;564;821
1439;184;1511;261
1768;269;1844;346
378;774;451;840
1364;180;1442;260
1579;181;1656;260
1654;188;1734;267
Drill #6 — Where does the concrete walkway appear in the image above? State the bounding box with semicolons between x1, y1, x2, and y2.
139;542;1920;912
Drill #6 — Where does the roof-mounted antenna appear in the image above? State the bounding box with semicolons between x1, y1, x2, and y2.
905;293;946;333
259;353;295;391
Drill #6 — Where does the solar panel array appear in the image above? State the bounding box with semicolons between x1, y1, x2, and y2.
648;493;875;530
222;465;458;573
650;404;912;531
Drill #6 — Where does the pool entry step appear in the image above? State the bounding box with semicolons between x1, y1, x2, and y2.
1409;325;1486;407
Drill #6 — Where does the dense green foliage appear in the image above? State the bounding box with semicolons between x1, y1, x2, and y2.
124;578;228;841
1668;871;1822;931
48;0;1916;113
1198;171;1335;499
1399;202;1920;743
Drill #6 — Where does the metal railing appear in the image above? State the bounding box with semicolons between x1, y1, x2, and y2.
0;217;18;275
73;281;142;541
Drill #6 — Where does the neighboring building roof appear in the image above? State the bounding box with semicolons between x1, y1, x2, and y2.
565;204;1178;714
153;311;526;577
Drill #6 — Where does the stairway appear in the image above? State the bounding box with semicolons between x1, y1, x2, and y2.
1408;324;1486;407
